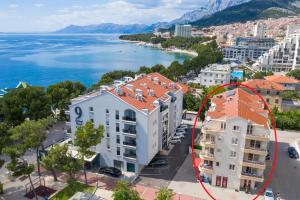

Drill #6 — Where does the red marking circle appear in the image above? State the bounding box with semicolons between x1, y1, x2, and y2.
191;82;278;200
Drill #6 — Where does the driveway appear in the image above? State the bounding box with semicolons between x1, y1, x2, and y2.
263;130;300;200
136;127;200;188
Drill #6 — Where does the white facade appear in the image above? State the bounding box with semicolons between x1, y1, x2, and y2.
254;32;300;72
253;22;267;38
174;24;192;38
199;89;270;191
194;64;231;87
69;73;184;175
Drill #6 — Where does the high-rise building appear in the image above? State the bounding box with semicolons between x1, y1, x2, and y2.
253;22;267;38
174;24;192;38
69;73;186;175
254;31;300;72
198;88;270;191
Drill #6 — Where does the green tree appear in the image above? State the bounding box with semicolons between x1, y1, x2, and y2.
281;91;299;100
287;69;300;80
155;188;173;200
74;121;104;184
253;71;273;79
168;61;185;81
112;181;142;200
1;87;51;126
47;81;86;118
137;66;152;74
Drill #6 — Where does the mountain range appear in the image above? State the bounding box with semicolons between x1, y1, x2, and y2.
55;0;299;34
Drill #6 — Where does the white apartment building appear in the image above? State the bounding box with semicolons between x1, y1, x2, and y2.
255;31;300;72
199;88;270;191
253;22;267;38
193;64;231;87
174;24;192;38
69;73;185;175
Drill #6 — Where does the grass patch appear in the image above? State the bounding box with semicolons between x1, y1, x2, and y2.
51;181;94;200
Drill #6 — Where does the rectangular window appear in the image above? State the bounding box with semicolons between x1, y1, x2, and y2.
267;90;270;94
221;122;226;130
230;151;237;157
233;125;239;131
89;107;94;112
216;162;220;167
106;109;109;114
231;138;238;145
116;135;120;144
90;118;94;123
247;124;253;134
275;99;279;104
116;123;120;132
107;140;110;149
117;147;120;156
116;110;119;120
106;120;109;126
229;164;235;170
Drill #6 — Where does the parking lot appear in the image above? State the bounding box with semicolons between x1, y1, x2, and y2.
136;127;200;188
263;130;300;200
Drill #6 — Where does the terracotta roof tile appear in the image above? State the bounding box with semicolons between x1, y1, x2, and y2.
265;75;299;84
109;73;183;112
207;88;268;128
242;79;284;91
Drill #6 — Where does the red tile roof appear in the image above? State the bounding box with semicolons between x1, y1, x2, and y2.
109;72;184;112
242;79;284;91
265;75;299;84
207;88;268;128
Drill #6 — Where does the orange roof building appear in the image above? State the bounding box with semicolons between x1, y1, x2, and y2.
199;88;270;191
265;75;299;91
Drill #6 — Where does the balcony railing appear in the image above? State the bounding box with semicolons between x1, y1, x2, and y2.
245;146;267;152
122;116;136;122
122;129;137;134
123;141;136;147
200;152;214;158
124;153;136;159
243;159;265;166
241;171;263;179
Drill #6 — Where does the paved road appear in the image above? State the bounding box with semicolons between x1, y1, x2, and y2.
136;127;200;188
264;130;300;200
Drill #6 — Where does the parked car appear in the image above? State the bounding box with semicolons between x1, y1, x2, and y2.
98;167;122;177
172;135;183;140
148;158;168;167
179;124;188;129
176;127;186;132
288;146;299;159
170;139;181;144
176;129;186;134
175;132;185;138
264;187;274;200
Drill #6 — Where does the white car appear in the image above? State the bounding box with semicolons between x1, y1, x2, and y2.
174;133;184;138
176;130;186;135
176;127;186;132
172;135;183;140
169;139;181;144
179;124;188;129
264;188;274;200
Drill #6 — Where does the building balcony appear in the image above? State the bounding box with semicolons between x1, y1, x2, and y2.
199;152;215;161
199;164;213;174
201;127;223;135
122;129;137;137
246;133;269;142
244;146;268;156
123;141;136;149
242;160;266;170
123;153;137;160
122;116;137;124
200;140;216;148
241;172;264;182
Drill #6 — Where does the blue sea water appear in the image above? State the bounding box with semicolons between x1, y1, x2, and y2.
0;34;189;89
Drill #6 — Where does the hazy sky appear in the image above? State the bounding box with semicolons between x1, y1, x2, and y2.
0;0;207;32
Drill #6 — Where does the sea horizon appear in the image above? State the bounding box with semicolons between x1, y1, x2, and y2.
0;34;190;89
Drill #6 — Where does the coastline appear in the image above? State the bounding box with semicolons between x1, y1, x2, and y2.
121;39;198;57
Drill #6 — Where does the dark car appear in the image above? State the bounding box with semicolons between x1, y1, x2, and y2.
98;167;122;177
288;147;299;159
148;158;168;167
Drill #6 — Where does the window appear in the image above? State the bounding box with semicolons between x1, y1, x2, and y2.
233;125;240;131
232;138;238;145
229;164;235;170
247;124;253;134
266;98;269;103
221;122;226;130
106;109;109;114
116;135;120;144
107;140;110;149
275;99;279;104
216;162;220;167
230;151;237;157
276;91;280;95
89;107;94;112
257;90;261;93
116;123;120;132
106;120;109;126
267;90;270;94
90;118;94;123
116;110;119;120
117;147;120;156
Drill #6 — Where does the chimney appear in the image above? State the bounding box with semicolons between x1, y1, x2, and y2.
153;77;159;85
126;84;134;91
162;82;167;88
115;86;124;96
136;93;143;101
169;82;175;89
148;89;154;96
